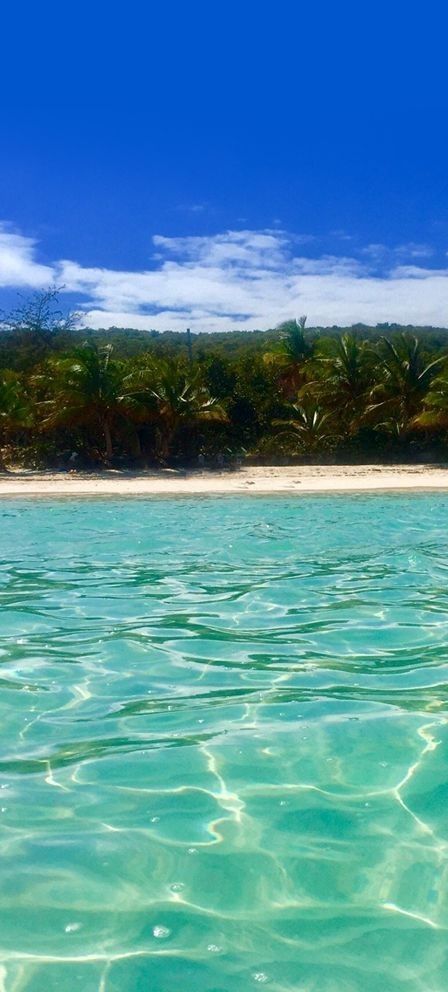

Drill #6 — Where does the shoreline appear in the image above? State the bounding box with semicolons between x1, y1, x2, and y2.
1;464;448;496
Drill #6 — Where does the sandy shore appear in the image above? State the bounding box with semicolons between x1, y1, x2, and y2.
1;464;448;496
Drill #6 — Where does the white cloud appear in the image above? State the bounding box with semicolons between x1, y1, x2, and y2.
1;223;448;330
152;230;287;268
176;203;209;214
395;242;434;259
0;225;55;288
362;243;389;258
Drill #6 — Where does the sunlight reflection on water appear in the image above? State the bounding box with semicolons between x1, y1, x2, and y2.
1;494;448;991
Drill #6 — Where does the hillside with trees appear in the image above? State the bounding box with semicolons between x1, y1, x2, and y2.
2;290;448;470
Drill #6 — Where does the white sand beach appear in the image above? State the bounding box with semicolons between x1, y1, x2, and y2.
1;464;448;496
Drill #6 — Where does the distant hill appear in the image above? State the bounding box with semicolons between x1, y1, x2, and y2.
50;322;448;359
2;321;448;370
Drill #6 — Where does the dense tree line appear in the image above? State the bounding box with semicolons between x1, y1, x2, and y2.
2;291;448;470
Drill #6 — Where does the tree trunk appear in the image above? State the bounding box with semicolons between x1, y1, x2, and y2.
157;417;177;461
0;435;8;473
133;431;142;457
103;420;113;460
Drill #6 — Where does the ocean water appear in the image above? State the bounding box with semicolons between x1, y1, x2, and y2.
1;494;448;991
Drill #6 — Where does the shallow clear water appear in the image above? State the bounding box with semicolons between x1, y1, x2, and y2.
1;494;448;991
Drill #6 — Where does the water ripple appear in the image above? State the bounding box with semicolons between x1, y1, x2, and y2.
1;494;448;991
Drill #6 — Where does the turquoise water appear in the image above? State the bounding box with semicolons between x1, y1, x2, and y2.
1;494;448;991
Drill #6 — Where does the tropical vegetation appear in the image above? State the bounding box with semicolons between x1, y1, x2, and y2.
2;290;448;469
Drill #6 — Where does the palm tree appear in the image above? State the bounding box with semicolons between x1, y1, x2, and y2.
0;371;31;470
273;396;340;455
37;343;140;460
367;335;442;437
413;372;448;433
126;360;226;460
264;316;312;396
311;334;372;434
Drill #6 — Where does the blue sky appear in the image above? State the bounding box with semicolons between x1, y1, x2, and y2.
1;1;447;330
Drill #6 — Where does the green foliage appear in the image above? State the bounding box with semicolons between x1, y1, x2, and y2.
264;316;313;397
0;370;32;469
36;343;138;459
414;372;448;432
367;335;443;437
274;398;340;454
127;359;227;459
2;290;448;468
309;333;373;435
